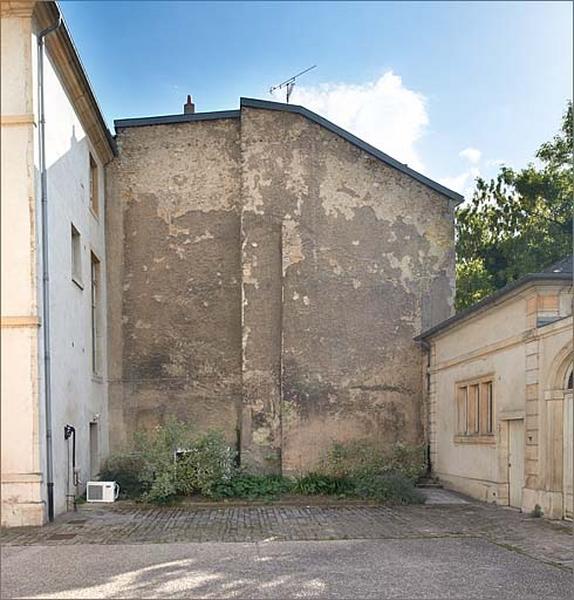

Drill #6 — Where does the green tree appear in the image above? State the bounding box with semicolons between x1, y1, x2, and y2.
455;101;573;310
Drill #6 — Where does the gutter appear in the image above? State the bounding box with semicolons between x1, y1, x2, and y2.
38;14;62;523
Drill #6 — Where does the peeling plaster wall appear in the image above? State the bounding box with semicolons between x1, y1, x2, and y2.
108;119;242;448
108;107;455;472
240;107;455;473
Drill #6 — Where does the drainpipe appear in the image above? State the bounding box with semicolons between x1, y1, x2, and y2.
37;15;62;522
419;339;432;476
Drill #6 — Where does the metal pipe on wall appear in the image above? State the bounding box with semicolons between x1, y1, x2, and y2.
37;14;62;523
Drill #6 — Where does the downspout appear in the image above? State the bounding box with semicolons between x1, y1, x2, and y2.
37;14;62;522
419;338;432;476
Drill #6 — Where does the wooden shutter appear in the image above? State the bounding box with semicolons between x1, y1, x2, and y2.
457;386;467;434
468;384;479;434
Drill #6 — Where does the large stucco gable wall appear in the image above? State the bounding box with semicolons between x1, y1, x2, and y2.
107;105;456;471
240;107;455;472
107;118;243;449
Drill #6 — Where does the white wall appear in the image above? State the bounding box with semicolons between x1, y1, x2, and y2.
1;12;46;527
39;47;109;517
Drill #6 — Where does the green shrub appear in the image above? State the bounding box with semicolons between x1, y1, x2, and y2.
322;440;427;482
352;471;425;504
100;424;426;507
213;473;293;500
175;431;236;497
99;453;145;499
133;418;196;504
385;443;427;481
102;419;236;504
293;473;355;496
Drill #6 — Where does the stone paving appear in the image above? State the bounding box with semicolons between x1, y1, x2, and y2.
1;490;571;571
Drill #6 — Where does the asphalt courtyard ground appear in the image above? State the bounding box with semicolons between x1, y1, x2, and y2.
1;489;572;599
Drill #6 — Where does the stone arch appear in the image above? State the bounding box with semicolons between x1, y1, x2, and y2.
542;341;573;518
548;342;574;392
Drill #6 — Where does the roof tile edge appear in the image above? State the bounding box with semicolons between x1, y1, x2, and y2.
114;110;241;129
415;270;573;341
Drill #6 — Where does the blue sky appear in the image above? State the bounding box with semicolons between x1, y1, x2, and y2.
61;1;572;196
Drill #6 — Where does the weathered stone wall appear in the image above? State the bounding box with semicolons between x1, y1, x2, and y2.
108;106;455;471
107;118;242;449
240;107;455;473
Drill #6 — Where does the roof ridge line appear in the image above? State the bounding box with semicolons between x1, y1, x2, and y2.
240;97;464;204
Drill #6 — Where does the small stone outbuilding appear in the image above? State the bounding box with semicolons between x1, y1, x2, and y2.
417;257;573;519
106;98;462;473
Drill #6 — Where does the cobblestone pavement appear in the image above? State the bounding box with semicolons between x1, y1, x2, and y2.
1;491;571;571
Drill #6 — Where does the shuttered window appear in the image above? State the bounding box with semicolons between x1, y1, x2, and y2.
456;378;494;437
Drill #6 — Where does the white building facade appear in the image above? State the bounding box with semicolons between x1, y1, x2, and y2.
1;1;115;526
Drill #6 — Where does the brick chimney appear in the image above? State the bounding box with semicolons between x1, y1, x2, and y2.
184;95;195;114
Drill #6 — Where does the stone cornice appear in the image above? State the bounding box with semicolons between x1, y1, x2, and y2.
0;114;36;126
1;315;41;328
34;1;115;164
430;316;572;374
0;1;35;18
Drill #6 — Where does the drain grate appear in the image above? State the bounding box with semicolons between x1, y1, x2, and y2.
67;519;88;525
47;533;77;540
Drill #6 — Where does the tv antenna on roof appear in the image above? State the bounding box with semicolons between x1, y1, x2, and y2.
269;65;317;103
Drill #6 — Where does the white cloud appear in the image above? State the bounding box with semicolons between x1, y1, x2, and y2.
459;147;481;165
439;166;480;197
269;71;429;171
440;146;485;199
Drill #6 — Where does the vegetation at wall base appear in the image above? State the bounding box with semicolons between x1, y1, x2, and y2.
456;101;573;310
292;473;355;496
212;473;293;500
100;420;426;506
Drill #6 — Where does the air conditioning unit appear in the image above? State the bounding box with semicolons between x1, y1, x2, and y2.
86;481;120;503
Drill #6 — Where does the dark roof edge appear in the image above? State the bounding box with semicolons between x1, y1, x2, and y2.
114;110;241;129
415;272;573;341
240;97;464;204
39;2;116;159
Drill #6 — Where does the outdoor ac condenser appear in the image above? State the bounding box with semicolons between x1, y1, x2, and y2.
86;481;120;503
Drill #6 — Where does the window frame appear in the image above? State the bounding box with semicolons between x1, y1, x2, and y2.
89;153;99;218
71;223;83;288
454;375;495;444
90;251;102;376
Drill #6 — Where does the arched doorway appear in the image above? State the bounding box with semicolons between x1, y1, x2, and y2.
563;366;573;519
544;345;573;520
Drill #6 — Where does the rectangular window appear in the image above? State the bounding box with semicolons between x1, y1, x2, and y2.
456;378;494;438
91;252;101;374
89;154;99;216
71;224;82;286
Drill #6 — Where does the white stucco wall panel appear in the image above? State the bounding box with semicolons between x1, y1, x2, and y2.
0;17;33;115
433;296;527;365
433;343;525;483
1;125;37;315
1;328;39;474
41;51;109;517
